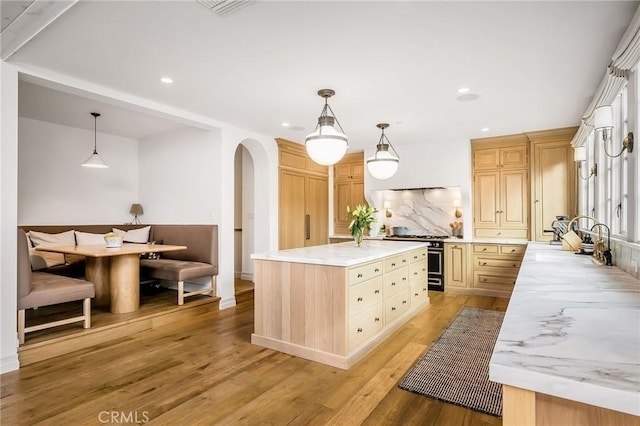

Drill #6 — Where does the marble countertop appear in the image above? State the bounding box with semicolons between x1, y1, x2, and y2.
251;240;428;267
489;243;640;416
443;237;529;244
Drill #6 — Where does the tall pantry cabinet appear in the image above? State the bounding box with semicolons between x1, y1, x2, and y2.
277;138;329;249
333;152;366;235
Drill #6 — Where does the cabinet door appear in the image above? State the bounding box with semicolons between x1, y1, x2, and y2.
501;169;528;228
500;145;527;169
473;171;500;227
351;163;365;179
335;163;352;181
445;243;467;289
350;181;366;213
279;170;306;249
305;175;328;247
334;181;352;235
473;148;500;170
532;142;572;241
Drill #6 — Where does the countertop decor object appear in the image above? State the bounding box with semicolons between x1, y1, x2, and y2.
304;89;348;166
103;233;123;248
348;204;378;246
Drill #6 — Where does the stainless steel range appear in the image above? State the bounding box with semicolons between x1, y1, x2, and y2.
383;235;447;291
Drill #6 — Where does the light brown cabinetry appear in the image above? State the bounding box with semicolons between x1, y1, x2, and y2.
252;246;429;369
277;138;329;249
444;242;469;290
333;153;365;235
472;135;529;239
526;128;578;242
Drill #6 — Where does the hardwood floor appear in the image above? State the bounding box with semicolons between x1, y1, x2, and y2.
1;291;507;425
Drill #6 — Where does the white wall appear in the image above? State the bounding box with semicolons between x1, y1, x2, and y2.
364;140;473;239
1;62;20;374
234;147;243;277
18;117;139;225
241;146;255;280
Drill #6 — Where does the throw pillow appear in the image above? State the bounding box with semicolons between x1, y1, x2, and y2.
75;231;106;245
27;230;75;268
113;226;151;243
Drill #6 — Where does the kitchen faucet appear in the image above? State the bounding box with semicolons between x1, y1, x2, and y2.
590;223;612;266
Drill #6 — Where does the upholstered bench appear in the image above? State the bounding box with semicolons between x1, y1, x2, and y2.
140;225;218;305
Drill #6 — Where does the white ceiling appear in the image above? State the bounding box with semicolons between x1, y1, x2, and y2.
6;1;639;150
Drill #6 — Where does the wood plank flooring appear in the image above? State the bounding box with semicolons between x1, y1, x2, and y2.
1;290;507;425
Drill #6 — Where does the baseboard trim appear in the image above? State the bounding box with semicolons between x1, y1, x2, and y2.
240;272;253;281
219;297;237;310
0;353;20;373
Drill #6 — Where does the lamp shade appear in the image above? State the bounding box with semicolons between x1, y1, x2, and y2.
367;148;399;180
574;146;587;162
82;152;108;168
305;117;348;166
129;204;144;215
594;105;613;130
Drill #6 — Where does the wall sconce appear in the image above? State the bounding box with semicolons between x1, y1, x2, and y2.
129;203;143;224
453;199;462;218
383;201;392;218
594;105;634;158
574;146;597;180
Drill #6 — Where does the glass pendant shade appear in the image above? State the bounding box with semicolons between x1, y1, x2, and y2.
82;112;108;168
305;89;348;166
305;117;348;166
366;123;400;180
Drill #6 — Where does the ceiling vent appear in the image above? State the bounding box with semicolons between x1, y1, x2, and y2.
196;0;255;17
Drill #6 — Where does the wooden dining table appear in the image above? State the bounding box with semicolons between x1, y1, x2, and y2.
36;243;186;313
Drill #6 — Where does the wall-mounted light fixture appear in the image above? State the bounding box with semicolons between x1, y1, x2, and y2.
593;105;634;158
82;112;108;168
367;123;400;180
574;146;597;180
305;89;348;166
453;199;462;218
383;201;392;218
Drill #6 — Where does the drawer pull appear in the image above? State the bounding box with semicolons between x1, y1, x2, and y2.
374;289;380;294
402;277;407;281
480;261;487;266
513;264;517;267
391;262;396;267
511;249;516;253
402;300;407;305
413;255;418;259
414;293;419;297
391;282;396;286
357;328;363;333
391;307;397;311
374;268;380;272
414;272;418;276
422;287;427;291
480;277;486;282
402;259;407;263
482;247;487;251
357;297;363;302
357;273;363;278
375;317;380;322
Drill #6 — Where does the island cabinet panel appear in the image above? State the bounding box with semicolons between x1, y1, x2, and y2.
251;242;429;369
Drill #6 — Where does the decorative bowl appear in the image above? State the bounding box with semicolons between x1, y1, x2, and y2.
104;234;124;248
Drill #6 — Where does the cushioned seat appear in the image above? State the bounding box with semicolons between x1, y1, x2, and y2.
17;229;95;344
140;259;215;282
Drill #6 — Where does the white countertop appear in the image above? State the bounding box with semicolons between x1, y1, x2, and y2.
251;240;428;267
489;243;640;416
443;237;529;245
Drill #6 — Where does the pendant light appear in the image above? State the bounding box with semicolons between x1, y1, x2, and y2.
367;123;399;180
82;112;108;168
305;89;348;166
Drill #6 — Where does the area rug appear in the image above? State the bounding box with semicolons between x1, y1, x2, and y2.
398;307;505;417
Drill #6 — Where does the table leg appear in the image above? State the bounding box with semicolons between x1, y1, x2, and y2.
110;254;140;313
85;257;110;308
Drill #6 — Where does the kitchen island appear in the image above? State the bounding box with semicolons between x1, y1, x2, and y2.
490;243;640;425
251;240;429;369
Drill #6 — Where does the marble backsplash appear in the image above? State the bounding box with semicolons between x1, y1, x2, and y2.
371;187;463;237
610;239;640;280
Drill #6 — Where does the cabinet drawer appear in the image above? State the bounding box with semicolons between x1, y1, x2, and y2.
385;253;410;272
408;248;427;263
474;228;528;239
473;273;516;290
384;267;409;297
410;281;428;307
473;244;499;254
349;276;383;317
475;257;521;270
500;245;526;256
348;303;384;350
384;289;411;324
348;261;383;285
409;261;427;284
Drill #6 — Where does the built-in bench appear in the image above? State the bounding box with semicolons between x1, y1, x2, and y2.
19;224;218;306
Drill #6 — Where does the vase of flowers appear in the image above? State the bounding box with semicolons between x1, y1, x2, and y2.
348;204;378;246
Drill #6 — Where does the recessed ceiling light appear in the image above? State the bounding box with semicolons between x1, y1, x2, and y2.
281;122;290;127
456;93;480;102
160;77;174;84
457;87;470;94
481;127;490;132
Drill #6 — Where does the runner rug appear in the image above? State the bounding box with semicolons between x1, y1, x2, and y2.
398;306;505;417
